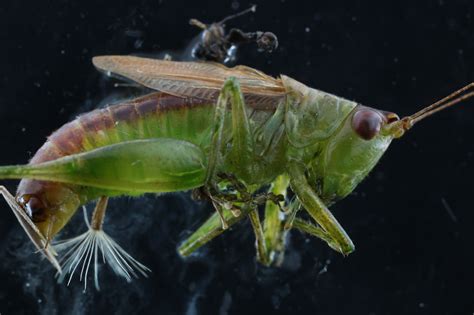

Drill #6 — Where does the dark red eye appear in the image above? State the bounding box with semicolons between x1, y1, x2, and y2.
351;109;383;140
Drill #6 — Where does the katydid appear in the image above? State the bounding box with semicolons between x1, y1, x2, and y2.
0;55;472;289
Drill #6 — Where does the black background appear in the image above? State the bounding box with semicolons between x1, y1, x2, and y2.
1;1;473;314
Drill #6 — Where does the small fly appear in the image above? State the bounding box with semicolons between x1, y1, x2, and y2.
188;5;278;64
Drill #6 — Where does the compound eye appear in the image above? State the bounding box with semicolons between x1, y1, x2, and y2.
351;109;383;140
18;195;47;222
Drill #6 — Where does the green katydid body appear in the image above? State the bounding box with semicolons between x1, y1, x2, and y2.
1;55;458;286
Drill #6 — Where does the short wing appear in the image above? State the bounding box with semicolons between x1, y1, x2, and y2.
92;55;286;109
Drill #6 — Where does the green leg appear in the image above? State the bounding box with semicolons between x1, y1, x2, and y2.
209;199;229;230
248;209;269;266
288;162;355;255
178;203;274;261
204;82;227;184
178;204;253;257
203;77;258;229
263;174;289;266
292;218;342;253
205;77;255;184
0;139;207;193
283;197;301;230
184;78;287;261
215;78;272;263
225;78;255;177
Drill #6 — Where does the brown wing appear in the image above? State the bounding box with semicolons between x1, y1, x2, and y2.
92;55;286;110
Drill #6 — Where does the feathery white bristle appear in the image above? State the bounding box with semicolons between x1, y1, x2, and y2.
54;208;150;291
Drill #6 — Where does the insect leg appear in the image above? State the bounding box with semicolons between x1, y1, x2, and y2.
263;174;289;266
204;77;256;228
178;203;254;257
225;77;256;179
54;196;150;291
204;83;227;184
203;81;236;229
205;77;255;183
0;185;61;272
248;208;269;265
210;199;229;230
291;218;342;253
0;139;207;194
90;196;109;230
288;162;355;255
283;197;301;230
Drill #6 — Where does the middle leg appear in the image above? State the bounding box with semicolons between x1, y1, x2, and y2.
204;77;258;229
205;77;256;184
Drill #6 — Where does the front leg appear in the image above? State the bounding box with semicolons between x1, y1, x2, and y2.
288;162;355;255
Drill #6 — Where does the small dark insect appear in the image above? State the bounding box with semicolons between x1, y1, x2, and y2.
189;5;278;64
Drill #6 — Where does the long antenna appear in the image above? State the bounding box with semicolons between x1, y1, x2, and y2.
403;82;474;129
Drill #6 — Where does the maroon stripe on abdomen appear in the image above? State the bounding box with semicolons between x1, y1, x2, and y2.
28;92;207;164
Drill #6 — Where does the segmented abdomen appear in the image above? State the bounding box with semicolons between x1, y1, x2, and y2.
17;93;215;198
29;92;213;165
